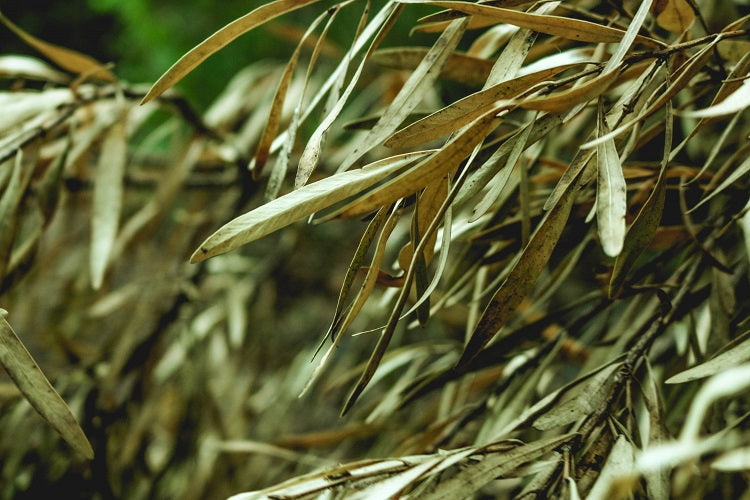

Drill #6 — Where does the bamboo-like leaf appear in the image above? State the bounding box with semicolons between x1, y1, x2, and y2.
386;64;577;148
0;54;70;83
400;0;663;47
533;363;619;430
587;435;637;500
141;0;322;104
337;17;467;173
609;102;672;298
251;11;328;179
0;313;93;459
667;330;750;384
0;11;114;81
190;151;431;263
596;102;627;257
456;163;583;367
520;68;621;113
682;78;750;118
90;112;127;290
653;0;695;33
419;433;577;500
337;108;502;218
371;47;493;86
295;2;400;187
0;150;34;280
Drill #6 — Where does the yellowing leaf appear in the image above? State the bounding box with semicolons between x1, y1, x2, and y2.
190;151;432;263
141;0;322;104
371;47;494;86
653;0;695;34
0;11;114;81
0;314;93;459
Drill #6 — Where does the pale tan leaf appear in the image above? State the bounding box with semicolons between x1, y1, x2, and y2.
295;2;401;187
90;111;128;290
190;151;432;263
337;17;467;173
520;68;622;113
371;47;494;86
386;63;577;148
0;54;70;83
401;0;663;47
682;77;750;118
337;109;502;218
0;11;114;81
251;11;328;178
653;0;695;33
587;435;637;500
0;149;35;279
0;314;93;459
667;330;750;384
596;104;627;257
141;0;322;104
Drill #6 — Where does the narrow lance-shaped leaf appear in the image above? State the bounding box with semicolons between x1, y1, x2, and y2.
386;63;579;149
682;78;750;118
0;11;114;81
0;149;35;279
596;101;627;257
251;10;329;179
337;16;467;173
338;108;502;218
667;330;750;384
141;0;322;104
399;0;664;47
295;1;401;188
90;112;127;290
520;68;622;114
190;150;432;263
0;311;94;459
609;101;673;298
457;162;584;368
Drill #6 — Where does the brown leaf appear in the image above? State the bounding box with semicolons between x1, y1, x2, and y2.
653;0;696;33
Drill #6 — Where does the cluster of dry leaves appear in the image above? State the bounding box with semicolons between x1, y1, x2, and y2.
1;0;749;498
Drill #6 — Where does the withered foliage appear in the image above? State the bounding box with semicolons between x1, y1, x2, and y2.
1;1;749;498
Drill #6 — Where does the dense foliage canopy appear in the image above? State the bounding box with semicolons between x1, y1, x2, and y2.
0;0;749;498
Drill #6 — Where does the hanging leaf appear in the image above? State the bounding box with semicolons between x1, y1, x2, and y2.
596;102;627;257
0;312;93;459
653;0;696;34
0;11;114;81
141;0;322;103
682;78;750;118
190;151;431;262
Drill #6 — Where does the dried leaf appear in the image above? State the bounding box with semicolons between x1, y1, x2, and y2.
587;435;637;500
371;47;494;86
401;0;663;47
338;108;502;218
141;0;322;103
653;0;695;34
0;11;114;81
386;63;577;148
0;150;35;279
0;313;93;458
596;103;627;257
609;102;672;298
457;162;583;367
0;54;70;83
90;112;128;290
521;69;621;113
337;17;467;173
682;78;750;118
190;151;431;262
667;330;750;384
533;363;620;430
